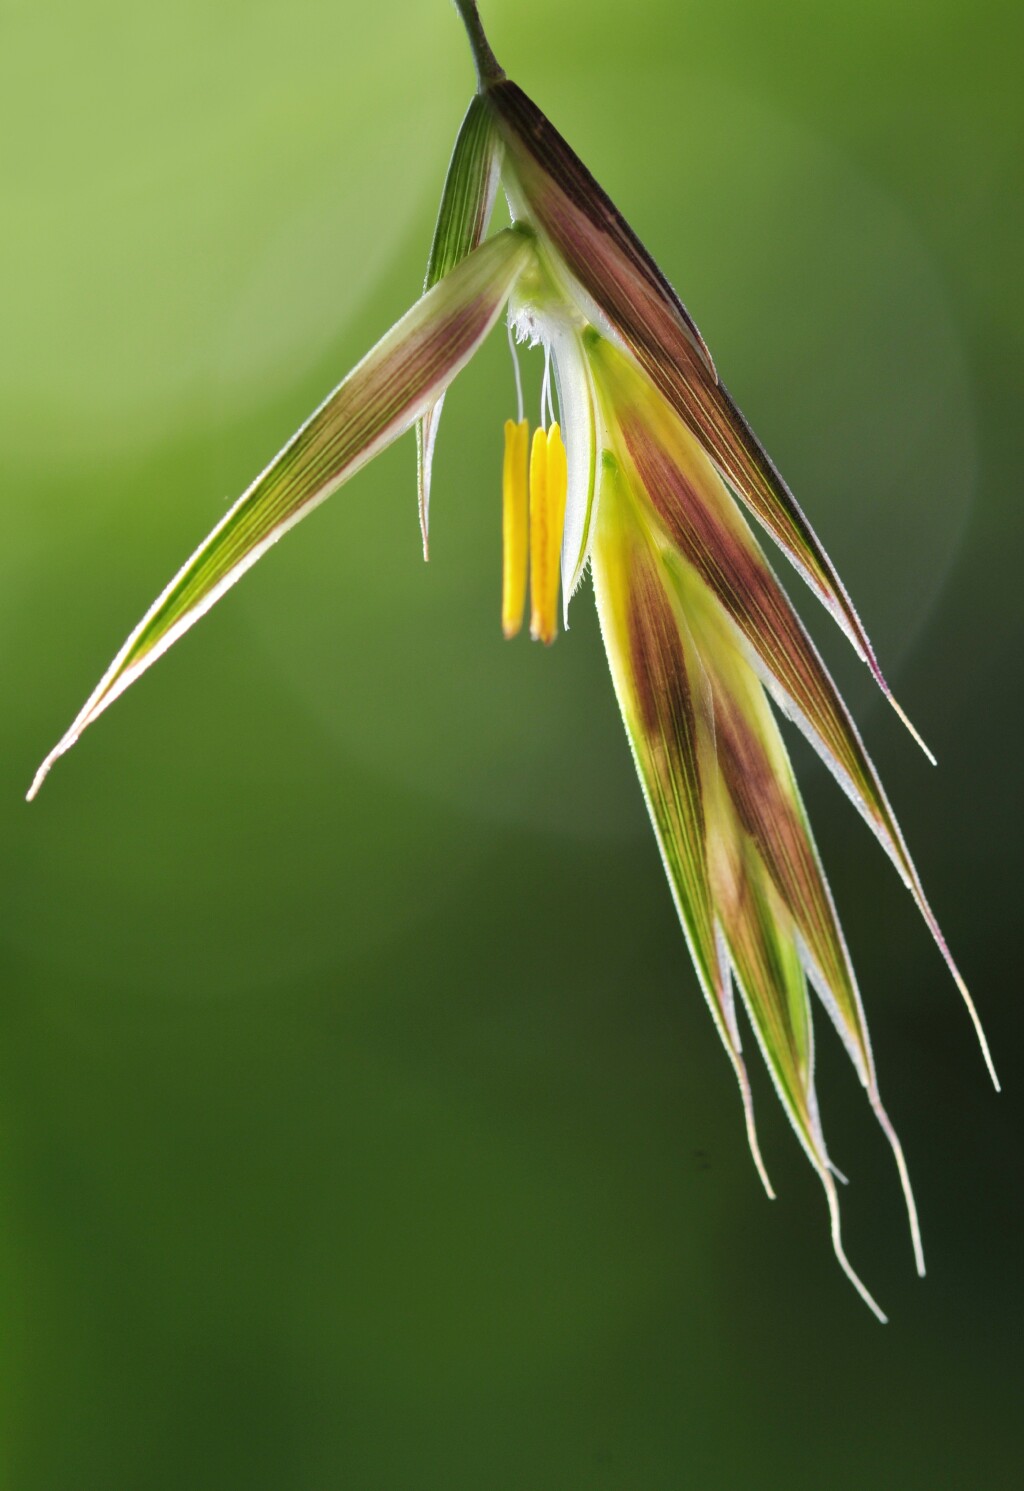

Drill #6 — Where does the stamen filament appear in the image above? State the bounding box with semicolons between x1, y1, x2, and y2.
541;346;552;429
502;418;529;638
506;317;524;425
529;422;568;645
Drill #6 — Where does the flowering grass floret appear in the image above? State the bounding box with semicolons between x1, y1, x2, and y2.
29;0;997;1318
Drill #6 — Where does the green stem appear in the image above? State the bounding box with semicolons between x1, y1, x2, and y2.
452;0;504;89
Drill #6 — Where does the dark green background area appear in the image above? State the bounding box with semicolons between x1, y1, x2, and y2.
1;1;1021;1485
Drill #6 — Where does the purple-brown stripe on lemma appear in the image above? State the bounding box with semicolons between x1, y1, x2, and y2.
713;685;854;1011
621;415;887;833
622;546;713;949
491;82;715;377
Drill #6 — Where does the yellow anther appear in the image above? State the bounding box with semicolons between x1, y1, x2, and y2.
529;422;567;645
501;418;529;638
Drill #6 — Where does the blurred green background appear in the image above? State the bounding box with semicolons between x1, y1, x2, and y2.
2;1;1021;1485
